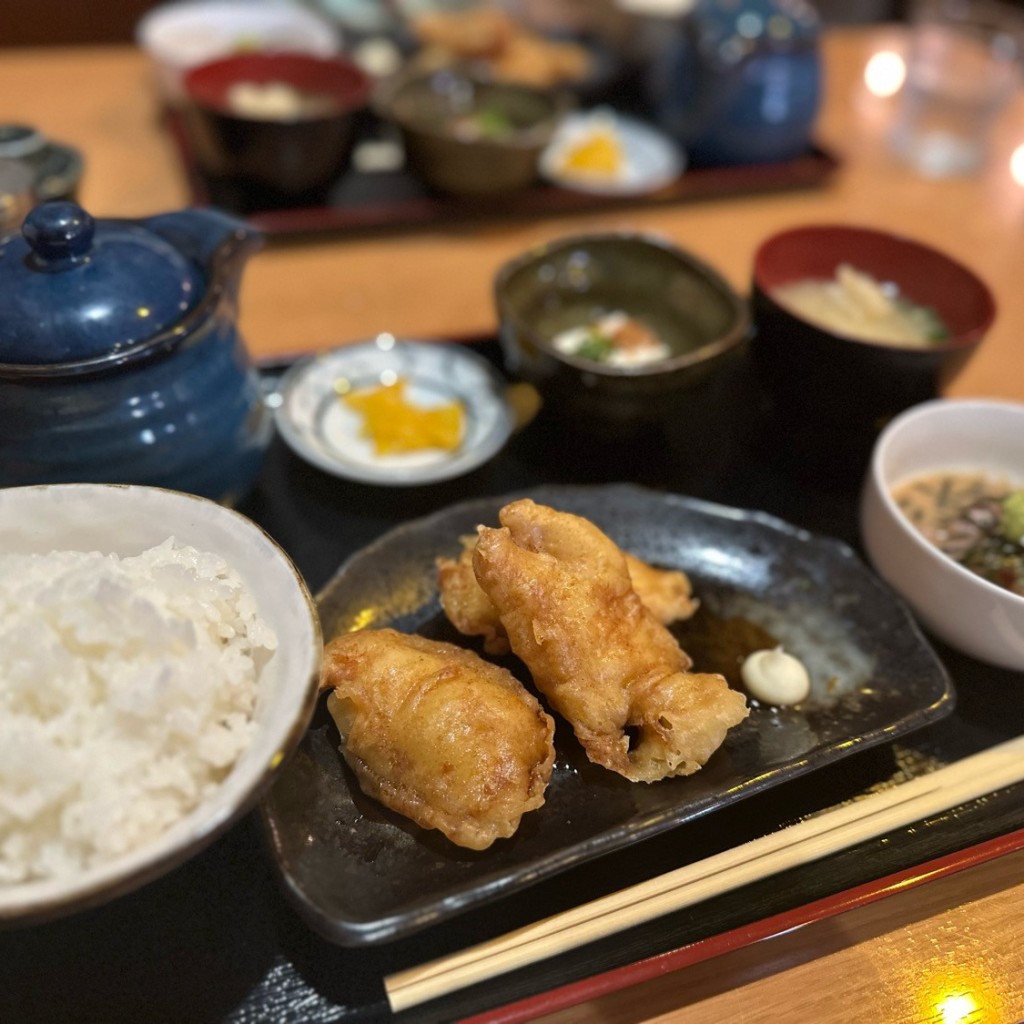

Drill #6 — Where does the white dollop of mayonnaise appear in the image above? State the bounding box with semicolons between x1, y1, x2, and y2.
741;647;811;706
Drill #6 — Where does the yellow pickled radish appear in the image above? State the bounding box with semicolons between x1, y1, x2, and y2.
342;377;464;455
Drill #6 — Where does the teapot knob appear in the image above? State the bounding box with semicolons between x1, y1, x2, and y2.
23;200;95;267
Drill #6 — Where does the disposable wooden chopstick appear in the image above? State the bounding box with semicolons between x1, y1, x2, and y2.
385;735;1024;1013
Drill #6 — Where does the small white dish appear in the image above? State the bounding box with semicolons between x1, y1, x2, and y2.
860;398;1024;671
539;109;684;196
272;336;514;486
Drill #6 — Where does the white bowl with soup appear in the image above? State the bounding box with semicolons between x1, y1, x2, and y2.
860;399;1024;670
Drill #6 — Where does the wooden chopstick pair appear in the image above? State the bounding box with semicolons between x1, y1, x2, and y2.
385;735;1024;1014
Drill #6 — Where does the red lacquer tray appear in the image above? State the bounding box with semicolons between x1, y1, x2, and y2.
468;828;1024;1023
163;107;840;238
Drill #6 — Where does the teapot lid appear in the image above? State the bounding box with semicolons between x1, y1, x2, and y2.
0;200;205;366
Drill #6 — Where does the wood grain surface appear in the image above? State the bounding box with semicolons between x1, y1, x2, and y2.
5;27;1024;407
533;849;1024;1024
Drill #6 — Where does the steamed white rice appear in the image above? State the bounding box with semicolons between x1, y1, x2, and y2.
0;538;278;885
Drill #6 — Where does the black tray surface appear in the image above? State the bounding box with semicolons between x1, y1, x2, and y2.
3;339;1022;1024
164;105;839;239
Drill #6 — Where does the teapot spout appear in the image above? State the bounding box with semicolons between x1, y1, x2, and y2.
143;207;263;293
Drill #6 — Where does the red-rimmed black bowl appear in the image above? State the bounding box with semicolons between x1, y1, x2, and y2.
751;224;996;439
181;52;372;210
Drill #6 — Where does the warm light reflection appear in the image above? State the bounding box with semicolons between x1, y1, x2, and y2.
938;992;980;1024
864;50;906;97
916;970;1002;1024
347;608;378;632
1010;143;1024;186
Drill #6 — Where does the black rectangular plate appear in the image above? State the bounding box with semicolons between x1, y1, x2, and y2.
262;484;954;945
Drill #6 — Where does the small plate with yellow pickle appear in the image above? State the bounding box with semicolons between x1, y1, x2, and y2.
540;108;684;197
272;336;514;485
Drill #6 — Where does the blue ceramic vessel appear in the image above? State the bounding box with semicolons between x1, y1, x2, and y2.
643;0;822;167
0;201;271;503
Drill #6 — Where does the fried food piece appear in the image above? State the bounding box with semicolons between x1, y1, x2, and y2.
489;32;591;88
437;533;698;655
437;534;512;655
413;6;515;58
473;500;748;783
411;5;591;87
321;628;555;850
623;552;699;624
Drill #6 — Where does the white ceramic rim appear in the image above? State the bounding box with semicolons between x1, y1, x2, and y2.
137;0;341;68
0;483;323;922
870;397;1024;610
272;338;515;486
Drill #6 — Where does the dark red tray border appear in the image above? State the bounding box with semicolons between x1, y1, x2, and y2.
461;826;1024;1024
163;107;840;238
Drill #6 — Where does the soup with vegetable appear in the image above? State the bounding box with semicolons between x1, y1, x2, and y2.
227;81;337;120
550;310;670;367
893;471;1024;596
773;263;949;347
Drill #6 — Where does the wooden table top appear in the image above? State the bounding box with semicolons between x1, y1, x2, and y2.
3;24;1024;1024
4;25;1024;404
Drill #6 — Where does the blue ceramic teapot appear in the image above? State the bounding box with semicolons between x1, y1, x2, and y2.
0;201;271;503
641;0;823;167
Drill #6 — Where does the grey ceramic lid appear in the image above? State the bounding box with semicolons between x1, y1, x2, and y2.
0;200;204;366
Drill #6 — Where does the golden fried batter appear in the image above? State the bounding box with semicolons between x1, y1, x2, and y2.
623;553;699;625
411;5;592;88
321;628;555;850
437;532;698;655
473;500;748;783
437;535;512;655
413;6;514;58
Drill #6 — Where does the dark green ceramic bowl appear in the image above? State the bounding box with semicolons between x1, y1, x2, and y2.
494;232;751;430
375;66;565;197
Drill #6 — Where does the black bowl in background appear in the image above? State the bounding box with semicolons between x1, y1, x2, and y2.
751;224;996;435
181;52;372;210
494;231;751;435
374;66;566;197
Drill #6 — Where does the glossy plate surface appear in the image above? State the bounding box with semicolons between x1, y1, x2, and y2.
261;484;954;945
539;110;684;196
272;338;514;486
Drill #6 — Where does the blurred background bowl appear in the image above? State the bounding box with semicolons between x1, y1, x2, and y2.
181;51;372;210
751;224;995;436
493;231;750;434
860;399;1024;671
400;2;623;105
137;0;343;103
0;124;84;204
374;65;566;196
0;483;322;925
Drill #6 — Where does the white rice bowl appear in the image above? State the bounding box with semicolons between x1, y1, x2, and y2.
0;484;321;923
